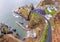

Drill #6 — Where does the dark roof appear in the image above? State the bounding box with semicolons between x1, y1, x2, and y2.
32;9;46;15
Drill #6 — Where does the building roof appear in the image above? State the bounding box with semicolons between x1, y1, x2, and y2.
32;9;46;15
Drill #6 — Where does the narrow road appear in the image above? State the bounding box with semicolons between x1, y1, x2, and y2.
34;12;52;42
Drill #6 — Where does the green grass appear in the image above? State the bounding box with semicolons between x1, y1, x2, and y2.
31;12;40;19
55;24;60;26
35;27;40;36
29;22;36;27
50;4;54;6
45;9;56;16
50;22;55;26
44;2;54;6
49;19;60;26
39;26;48;42
49;19;55;26
43;3;54;8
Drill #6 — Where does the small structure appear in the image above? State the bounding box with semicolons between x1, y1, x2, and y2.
45;14;52;20
32;9;46;15
26;30;36;38
46;5;57;12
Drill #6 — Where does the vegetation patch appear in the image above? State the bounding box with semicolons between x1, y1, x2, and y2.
31;12;40;19
39;26;48;42
45;9;56;16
